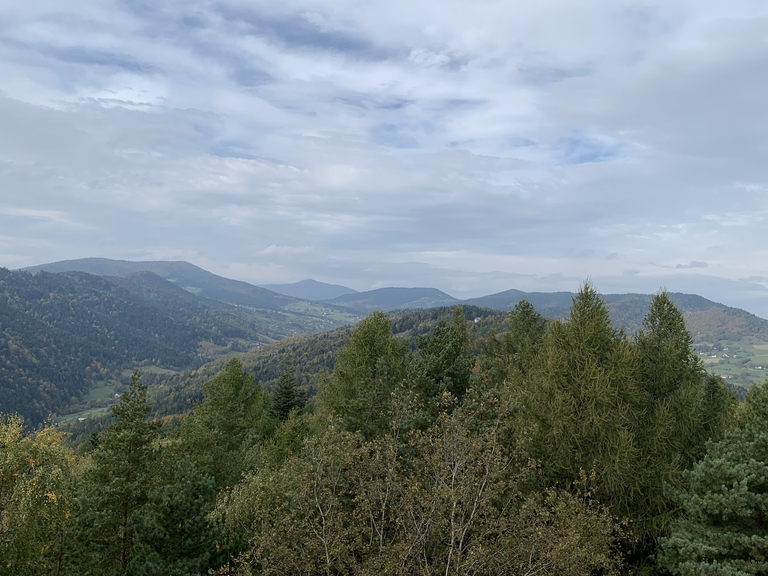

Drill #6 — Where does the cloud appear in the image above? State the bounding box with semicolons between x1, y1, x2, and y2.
0;0;766;318
676;261;708;269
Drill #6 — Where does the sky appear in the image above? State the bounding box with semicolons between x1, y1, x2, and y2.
1;0;767;318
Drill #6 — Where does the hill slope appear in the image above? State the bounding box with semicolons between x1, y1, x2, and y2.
261;278;358;300
0;268;353;424
323;287;459;312
23;258;299;310
149;305;503;417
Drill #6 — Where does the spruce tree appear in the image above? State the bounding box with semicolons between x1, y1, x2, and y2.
269;361;305;421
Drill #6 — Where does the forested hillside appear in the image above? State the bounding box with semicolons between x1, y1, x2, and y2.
0;268;351;424
149;305;503;417
322;286;459;311
5;287;761;575
261;278;358;300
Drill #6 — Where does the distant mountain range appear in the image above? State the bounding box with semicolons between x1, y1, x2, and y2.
23;258;301;311
8;258;768;424
261;278;358;301
21;259;768;338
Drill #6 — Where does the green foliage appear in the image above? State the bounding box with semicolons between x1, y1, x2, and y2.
659;381;768;575
318;311;408;439
151;305;502;419
77;372;158;575
268;361;305;421
511;285;732;568
408;306;474;419
481;299;547;384
1;280;755;575
132;454;225;576
178;358;269;488
222;385;623;576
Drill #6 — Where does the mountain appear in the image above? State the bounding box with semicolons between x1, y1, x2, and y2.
22;258;298;311
322;287;460;312
466;289;768;340
0;267;356;425
261;278;358;301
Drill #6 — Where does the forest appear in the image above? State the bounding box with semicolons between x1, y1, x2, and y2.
1;285;764;575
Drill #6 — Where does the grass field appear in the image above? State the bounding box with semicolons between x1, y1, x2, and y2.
695;338;768;388
84;384;117;402
57;405;109;424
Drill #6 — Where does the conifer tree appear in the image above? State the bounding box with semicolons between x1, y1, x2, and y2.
482;299;547;384
631;291;735;558
410;306;474;407
179;357;268;488
78;372;157;575
659;382;768;575
269;361;305;421
318;311;407;439
519;283;639;500
132;453;225;576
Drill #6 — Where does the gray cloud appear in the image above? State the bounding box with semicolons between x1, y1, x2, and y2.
676;261;708;269
0;0;766;318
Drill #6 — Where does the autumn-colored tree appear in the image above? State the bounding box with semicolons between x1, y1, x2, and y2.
0;414;75;576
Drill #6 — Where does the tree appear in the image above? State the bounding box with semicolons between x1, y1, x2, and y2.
269;361;305;422
318;311;408;439
78;371;158;575
659;382;768;575
481;299;547;385
0;415;74;576
517;284;641;507
410;306;474;407
223;386;623;576
179;357;268;488
131;453;226;576
631;291;735;559
513;285;734;569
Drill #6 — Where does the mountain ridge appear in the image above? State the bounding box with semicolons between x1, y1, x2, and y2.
261;278;358;301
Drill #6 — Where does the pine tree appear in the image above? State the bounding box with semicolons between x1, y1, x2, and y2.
269;361;305;421
131;453;225;576
659;382;768;575
78;372;158;575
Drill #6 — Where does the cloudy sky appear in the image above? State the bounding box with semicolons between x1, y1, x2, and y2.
1;0;767;317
